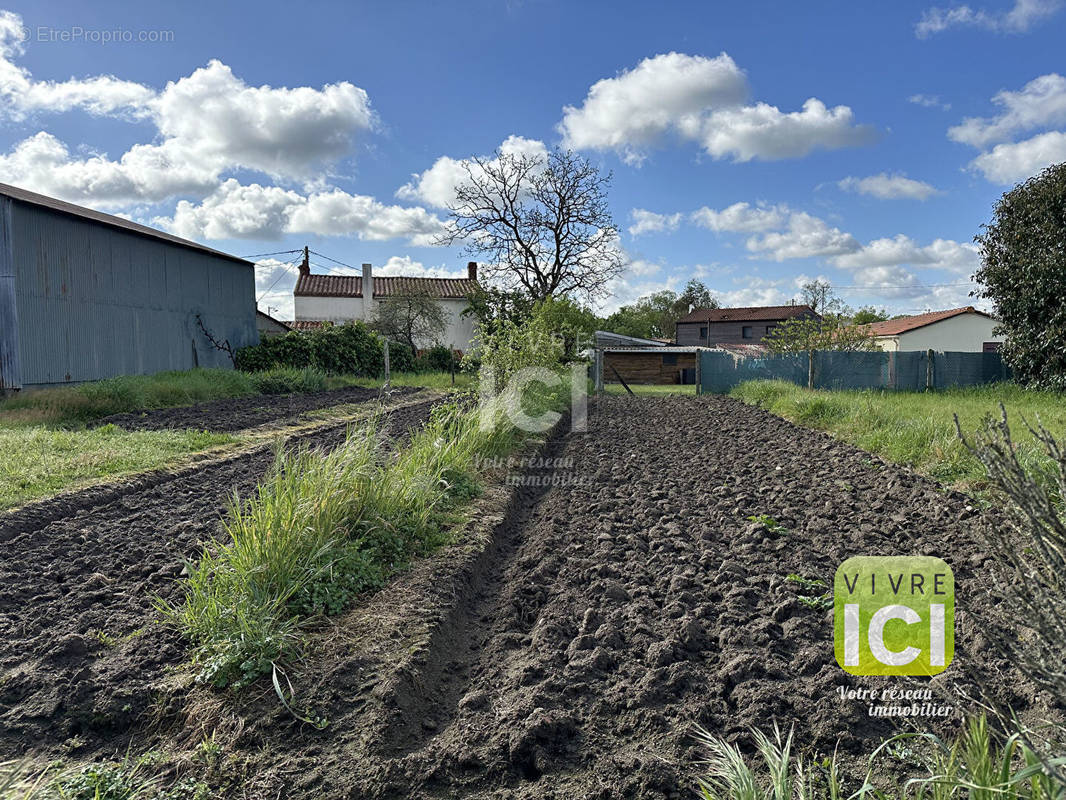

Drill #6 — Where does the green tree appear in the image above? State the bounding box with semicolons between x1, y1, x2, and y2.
851;306;889;325
372;289;449;352
974;162;1066;388
531;296;599;358
763;317;877;354
602;280;718;340
800;278;850;319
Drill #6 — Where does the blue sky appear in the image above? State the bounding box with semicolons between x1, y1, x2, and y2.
1;0;1064;320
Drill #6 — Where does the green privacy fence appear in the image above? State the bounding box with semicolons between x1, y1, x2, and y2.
698;349;1010;394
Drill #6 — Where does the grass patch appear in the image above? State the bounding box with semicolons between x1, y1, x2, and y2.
604;383;697;395
693;715;1066;800
164;378;568;690
0;425;235;511
729;380;1066;494
331;370;475;391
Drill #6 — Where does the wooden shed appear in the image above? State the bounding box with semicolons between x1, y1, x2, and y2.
603;347;701;385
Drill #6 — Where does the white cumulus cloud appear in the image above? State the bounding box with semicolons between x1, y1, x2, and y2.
948;73;1066;147
158;179;445;244
628;209;682;236
745;212;860;261
969;130;1066;183
838;173;942;200
690;202;788;233
397;135;548;208
557;52;872;164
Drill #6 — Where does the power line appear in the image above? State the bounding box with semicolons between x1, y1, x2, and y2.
242;249;303;260
309;249;359;271
256;255;302;303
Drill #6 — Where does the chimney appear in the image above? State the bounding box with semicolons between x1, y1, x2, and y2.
362;263;373;298
298;245;310;276
467;261;478;281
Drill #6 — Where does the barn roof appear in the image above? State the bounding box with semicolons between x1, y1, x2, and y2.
676;304;818;324
0;182;251;266
863;307;997;337
294;273;477;299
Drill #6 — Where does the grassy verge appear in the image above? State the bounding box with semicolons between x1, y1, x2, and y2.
729;380;1066;494
0;425;235;511
694;715;1065;800
164;377;569;689
332;370;475;391
0;367;333;429
605;383;697;395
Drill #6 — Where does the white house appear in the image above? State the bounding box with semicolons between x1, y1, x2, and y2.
293;261;478;353
864;307;1004;352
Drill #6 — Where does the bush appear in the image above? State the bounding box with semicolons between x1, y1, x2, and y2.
234;322;384;376
251;367;328;395
384;340;415;374
416;344;459;373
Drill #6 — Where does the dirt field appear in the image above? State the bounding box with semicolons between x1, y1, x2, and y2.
0;394;439;757
0;394;1050;798
98;385;417;432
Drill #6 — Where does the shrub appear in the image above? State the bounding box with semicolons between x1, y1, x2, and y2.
417;345;459;373
384;340;415;374
234;322;384;376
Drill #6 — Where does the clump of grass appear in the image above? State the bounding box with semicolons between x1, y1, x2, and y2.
730;380;1066;496
0;754;210;800
692;716;1066;800
165;379;568;689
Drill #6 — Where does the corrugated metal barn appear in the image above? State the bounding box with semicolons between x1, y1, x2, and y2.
0;183;257;390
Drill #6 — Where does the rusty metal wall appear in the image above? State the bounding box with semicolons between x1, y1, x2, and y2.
9;200;257;387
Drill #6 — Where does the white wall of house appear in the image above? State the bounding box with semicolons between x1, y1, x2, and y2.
872;314;1004;352
294;295;476;351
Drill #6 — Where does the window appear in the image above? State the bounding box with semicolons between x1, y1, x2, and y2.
699;326;708;339
742;326;754;339
982;341;1001;353
766;324;777;335
662;353;678;366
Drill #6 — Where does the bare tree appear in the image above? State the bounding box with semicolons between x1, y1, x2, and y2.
436;148;624;302
372;290;449;352
800;279;849;318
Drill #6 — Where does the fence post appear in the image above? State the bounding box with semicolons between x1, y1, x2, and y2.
807;349;815;389
384;339;391;389
925;348;934;391
593;349;604;395
695;349;702;395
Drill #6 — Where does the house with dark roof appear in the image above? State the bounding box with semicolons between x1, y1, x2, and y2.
0;182;256;391
293;260;479;352
675;304;819;347
861;307;1003;352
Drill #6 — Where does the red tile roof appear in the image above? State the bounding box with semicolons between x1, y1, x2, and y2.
294;273;477;299
863;307;996;337
285;320;330;331
676;304;818;324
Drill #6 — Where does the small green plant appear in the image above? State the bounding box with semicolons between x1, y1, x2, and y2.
786;574;832;611
748;514;787;533
251;367;327;395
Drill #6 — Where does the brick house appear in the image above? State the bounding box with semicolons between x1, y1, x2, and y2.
676;304;819;347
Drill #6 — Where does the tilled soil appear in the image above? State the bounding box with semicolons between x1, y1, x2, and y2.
0;395;440;757
212;395;1048;800
98;385;417;432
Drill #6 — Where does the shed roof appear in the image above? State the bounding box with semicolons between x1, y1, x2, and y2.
0;182;251;266
864;307;997;337
294;273;477;299
676;304;817;324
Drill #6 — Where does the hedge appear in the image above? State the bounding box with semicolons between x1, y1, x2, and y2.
235;322;409;376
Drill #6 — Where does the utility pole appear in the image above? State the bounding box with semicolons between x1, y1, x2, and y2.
298;245;310;276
